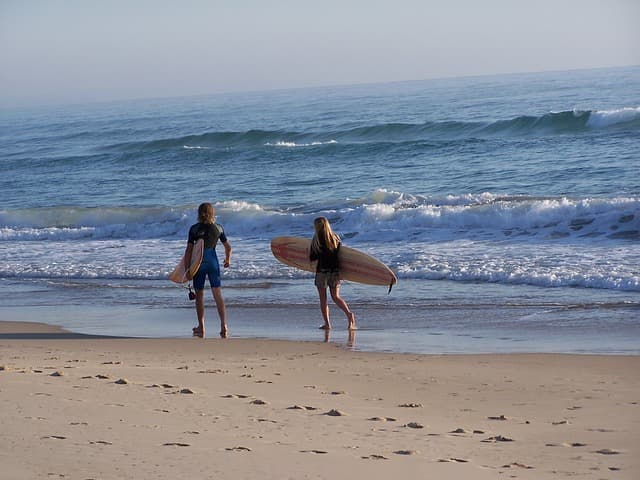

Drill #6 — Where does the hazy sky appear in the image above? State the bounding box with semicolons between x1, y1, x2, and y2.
1;0;638;106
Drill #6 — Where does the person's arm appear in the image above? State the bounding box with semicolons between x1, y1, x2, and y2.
184;242;194;279
309;239;319;261
222;240;232;268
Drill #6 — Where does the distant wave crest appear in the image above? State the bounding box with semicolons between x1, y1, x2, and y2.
105;107;640;151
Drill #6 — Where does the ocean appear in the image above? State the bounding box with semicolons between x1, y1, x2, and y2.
1;66;639;354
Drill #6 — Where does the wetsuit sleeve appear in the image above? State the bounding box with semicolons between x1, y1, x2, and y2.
217;224;227;243
187;224;198;244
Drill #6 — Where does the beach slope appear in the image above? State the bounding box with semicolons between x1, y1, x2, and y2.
1;321;638;479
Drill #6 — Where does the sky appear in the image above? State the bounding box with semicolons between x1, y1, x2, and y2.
1;0;639;107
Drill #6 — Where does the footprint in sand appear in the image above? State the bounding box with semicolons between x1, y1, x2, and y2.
163;442;190;447
324;409;347;417
399;403;422;408
114;378;129;384
404;422;424;429
300;449;328;454
250;399;268;405
450;428;468;434
226;446;252;452
501;462;533;469
368;416;396;422
595;448;620;455
482;435;514;443
288;405;318;411
449;428;484;435
394;450;418;455
438;457;468;463
256;418;277;424
488;414;508;420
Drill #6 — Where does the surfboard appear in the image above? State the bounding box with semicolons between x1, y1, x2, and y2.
270;236;397;290
168;239;204;284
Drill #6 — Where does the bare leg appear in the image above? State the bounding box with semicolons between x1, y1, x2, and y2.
348;329;356;348
194;289;205;337
212;287;227;338
317;287;331;330
330;285;356;330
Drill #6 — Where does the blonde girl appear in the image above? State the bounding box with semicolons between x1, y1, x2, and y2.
309;217;356;330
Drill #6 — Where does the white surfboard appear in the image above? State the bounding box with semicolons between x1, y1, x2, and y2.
168;239;204;284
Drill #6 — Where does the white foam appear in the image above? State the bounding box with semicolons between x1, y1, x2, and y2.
265;140;337;147
1;192;638;291
587;106;640;128
1;193;638;244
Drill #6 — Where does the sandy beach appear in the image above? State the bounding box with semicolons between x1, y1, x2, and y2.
1;321;638;479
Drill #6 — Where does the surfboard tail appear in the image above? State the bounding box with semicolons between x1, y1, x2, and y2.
387;274;398;294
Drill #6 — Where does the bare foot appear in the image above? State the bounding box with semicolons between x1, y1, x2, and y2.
220;325;228;338
192;327;204;338
318;324;331;330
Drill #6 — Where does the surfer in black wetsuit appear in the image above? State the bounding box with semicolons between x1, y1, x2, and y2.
185;203;232;338
309;217;356;331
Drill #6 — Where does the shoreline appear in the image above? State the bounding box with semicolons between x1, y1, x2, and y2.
3;319;640;357
1;320;638;479
2;301;639;355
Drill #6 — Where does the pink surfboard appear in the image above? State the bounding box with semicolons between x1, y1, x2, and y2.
270;236;397;290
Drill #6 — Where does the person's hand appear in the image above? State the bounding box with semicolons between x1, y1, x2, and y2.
223;259;230;268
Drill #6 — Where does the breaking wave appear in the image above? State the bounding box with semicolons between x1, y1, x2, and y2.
2;191;637;243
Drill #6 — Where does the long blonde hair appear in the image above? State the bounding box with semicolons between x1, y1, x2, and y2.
197;203;215;224
311;217;340;253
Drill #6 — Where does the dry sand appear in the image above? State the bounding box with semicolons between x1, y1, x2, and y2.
1;321;638;479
